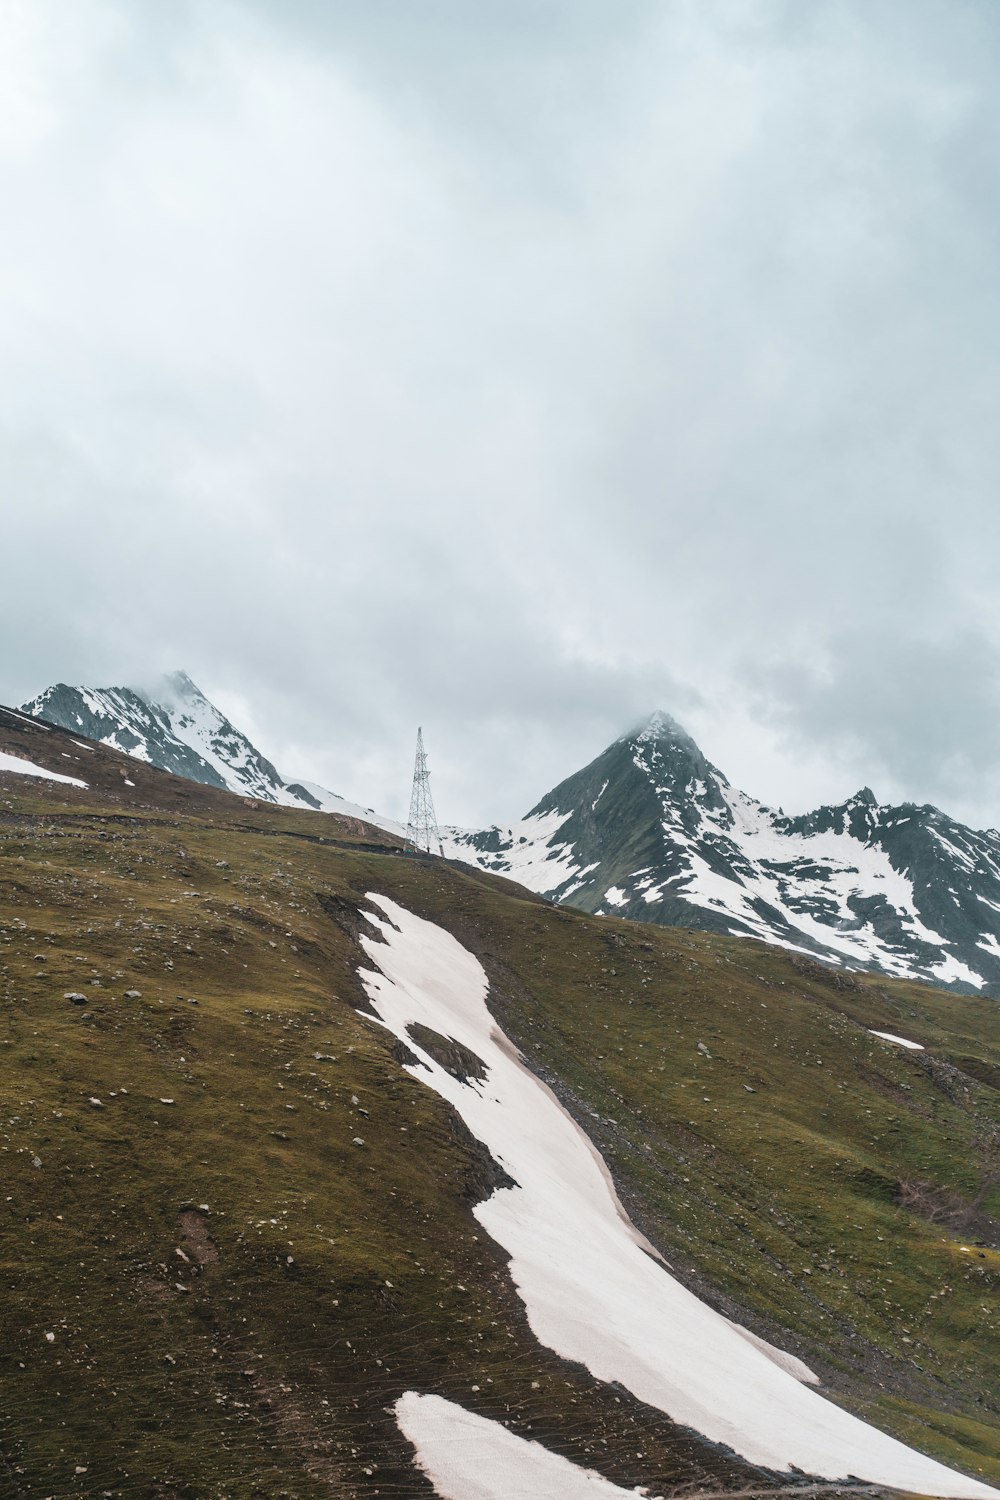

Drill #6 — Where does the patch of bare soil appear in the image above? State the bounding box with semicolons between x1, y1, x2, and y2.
896;1178;999;1247
178;1208;220;1265
231;1365;355;1497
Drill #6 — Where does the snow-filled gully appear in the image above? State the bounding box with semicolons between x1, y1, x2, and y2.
358;895;997;1499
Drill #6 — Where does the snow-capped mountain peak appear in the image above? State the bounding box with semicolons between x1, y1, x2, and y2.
149;671;294;804
22;673;402;836
445;713;1000;995
630;708;701;749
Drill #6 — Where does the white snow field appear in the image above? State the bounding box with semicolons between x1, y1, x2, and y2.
442;808;599;899
395;1391;655;1499
0;751;87;788
869;1030;926;1051
359;896;997;1498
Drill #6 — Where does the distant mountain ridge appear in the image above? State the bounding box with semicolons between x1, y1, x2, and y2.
25;680;1000;993
22;672;401;835
444;710;1000;995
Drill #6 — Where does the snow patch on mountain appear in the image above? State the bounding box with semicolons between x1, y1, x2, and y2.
0;750;87;789
395;1391;651;1499
870;1030;925;1051
361;895;995;1495
442;809;598;898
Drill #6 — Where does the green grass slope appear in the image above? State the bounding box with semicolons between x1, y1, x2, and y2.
1;708;998;1498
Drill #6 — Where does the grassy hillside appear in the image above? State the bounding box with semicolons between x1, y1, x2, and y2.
1;707;998;1498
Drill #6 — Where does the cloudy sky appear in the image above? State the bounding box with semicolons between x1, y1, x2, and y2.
3;0;999;827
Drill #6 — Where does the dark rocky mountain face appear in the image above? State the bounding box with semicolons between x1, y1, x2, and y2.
446;711;1000;995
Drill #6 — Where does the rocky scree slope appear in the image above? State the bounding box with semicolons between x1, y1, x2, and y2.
0;706;999;1496
22;672;399;832
446;712;1000;995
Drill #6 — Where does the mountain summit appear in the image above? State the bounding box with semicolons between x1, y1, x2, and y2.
22;673;400;833
627;707;701;746
446;713;1000;994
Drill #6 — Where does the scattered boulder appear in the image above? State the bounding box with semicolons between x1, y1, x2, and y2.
65;992;88;1005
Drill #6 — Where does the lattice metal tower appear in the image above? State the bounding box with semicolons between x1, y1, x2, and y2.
406;727;443;855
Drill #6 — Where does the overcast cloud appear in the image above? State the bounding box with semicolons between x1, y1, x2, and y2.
2;0;1000;828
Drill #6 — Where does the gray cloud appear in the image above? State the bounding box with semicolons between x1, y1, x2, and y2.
749;626;1000;828
2;0;1000;826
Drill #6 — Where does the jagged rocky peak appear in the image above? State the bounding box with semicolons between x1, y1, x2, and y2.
623;709;733;822
142;669;235;731
844;787;881;835
154;668;204;705
447;710;1000;996
784;783;887;843
629;708;699;748
626;709;724;775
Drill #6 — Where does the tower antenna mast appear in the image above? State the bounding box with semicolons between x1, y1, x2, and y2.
406;727;443;856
